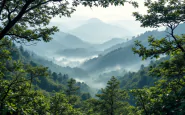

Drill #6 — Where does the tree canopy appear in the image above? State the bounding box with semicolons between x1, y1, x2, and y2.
131;0;185;114
133;0;185;58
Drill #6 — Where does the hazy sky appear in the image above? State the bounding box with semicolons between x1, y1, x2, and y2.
52;0;147;22
50;0;158;35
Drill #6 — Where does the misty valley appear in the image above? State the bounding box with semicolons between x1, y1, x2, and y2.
23;18;153;89
25;18;185;90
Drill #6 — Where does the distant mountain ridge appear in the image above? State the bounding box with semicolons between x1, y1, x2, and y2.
69;18;133;43
103;22;185;55
103;30;166;55
24;31;125;58
54;32;92;49
24;32;93;56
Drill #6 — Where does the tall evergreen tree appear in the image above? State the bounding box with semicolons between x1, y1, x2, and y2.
66;78;79;105
96;76;129;115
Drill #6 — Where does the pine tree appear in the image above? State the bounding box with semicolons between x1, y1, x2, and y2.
96;76;129;115
66;78;79;105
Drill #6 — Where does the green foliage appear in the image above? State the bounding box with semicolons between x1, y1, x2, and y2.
131;0;185;114
65;78;80;106
0;39;89;114
133;0;185;28
133;0;185;59
96;76;129;115
66;78;79;96
0;39;49;114
81;92;91;101
83;76;137;115
50;92;82;115
119;63;159;90
131;76;185;114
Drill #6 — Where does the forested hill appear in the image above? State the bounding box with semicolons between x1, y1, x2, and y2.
104;30;166;54
81;45;142;73
119;56;170;90
30;52;90;79
3;40;92;95
82;23;185;73
81;30;164;73
105;22;185;54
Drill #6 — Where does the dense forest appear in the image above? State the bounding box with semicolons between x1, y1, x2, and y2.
1;0;185;115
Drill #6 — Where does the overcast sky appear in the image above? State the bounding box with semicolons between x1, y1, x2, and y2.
52;0;147;21
50;0;160;36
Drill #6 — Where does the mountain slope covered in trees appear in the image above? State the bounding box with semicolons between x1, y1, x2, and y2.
81;22;185;73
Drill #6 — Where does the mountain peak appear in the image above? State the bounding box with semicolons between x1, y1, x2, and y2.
87;18;103;24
